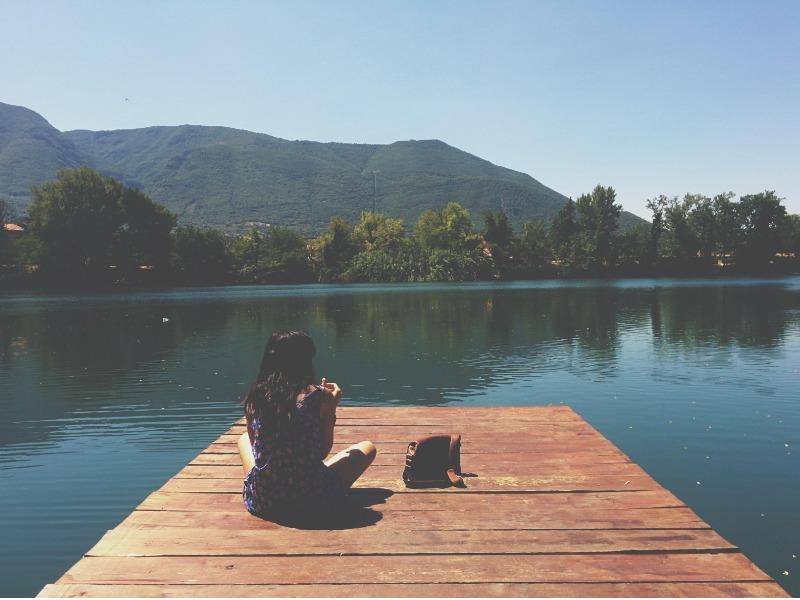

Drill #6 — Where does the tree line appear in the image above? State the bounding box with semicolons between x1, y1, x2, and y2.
1;167;798;288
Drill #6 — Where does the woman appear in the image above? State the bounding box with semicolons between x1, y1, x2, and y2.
238;330;376;519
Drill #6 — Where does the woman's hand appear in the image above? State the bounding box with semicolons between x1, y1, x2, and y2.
319;377;340;458
320;378;342;404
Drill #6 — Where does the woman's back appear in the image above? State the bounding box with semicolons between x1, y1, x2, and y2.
243;384;343;516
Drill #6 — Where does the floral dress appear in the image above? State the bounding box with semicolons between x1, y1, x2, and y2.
242;384;345;518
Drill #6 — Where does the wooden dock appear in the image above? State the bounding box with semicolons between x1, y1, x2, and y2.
39;406;788;597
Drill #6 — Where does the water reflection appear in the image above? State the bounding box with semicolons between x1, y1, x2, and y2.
650;285;795;350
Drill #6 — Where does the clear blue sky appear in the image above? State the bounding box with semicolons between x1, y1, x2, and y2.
2;0;799;218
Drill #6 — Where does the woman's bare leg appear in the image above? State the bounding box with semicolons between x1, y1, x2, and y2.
238;432;255;476
324;441;377;488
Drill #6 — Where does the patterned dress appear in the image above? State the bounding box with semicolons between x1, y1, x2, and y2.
242;384;345;519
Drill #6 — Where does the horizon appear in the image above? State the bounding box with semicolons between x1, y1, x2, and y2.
2;0;799;219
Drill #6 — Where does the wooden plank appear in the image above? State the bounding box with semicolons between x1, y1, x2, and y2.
317;405;579;418
159;474;659;493
59;553;771;585
206;441;631;456
39;581;789;597
191;452;633;466
120;506;709;531
227;422;598;433
173;462;649;480
88;527;733;557
219;430;605;442
138;489;687;512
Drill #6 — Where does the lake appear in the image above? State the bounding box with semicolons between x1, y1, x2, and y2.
1;278;799;596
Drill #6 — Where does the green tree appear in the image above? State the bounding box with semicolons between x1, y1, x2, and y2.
342;241;423;283
783;214;800;258
310;217;359;281
231;227;312;283
646;195;668;265
548;199;579;267
26;167;176;282
574;185;622;270
483;211;514;276
416;202;476;252
616;223;651;269
511;218;549;277
687;194;716;260
711;192;739;264
424;249;492;282
352;212;405;253
172;225;231;284
414;203;490;280
737;191;788;266
663;195;698;261
115;186;177;274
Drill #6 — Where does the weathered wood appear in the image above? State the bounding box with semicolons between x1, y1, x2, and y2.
39;581;789;598
37;406;789;598
220;430;603;442
174;462;649;479
59;553;771;585
120;506;709;531
88;527;733;556
207;440;632;456
138;489;687;512
191;451;634;466
159;474;660;493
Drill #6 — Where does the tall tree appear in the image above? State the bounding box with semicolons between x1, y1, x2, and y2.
548;199;579;266
784;214;800;259
511;218;549;276
575;186;622;270
663;195;699;261
231;227;312;283
687;194;716;260
616;223;651;268
737;191;788;266
172;225;231;284
483;210;514;276
646;195;668;265
116;186;177;274
309;217;359;281
27;167;176;281
712;192;739;264
353;212;405;253
416;202;475;252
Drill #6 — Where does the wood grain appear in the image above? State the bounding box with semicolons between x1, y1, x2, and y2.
37;405;789;598
38;582;790;598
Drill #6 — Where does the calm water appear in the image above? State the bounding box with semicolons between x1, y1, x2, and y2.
1;278;799;596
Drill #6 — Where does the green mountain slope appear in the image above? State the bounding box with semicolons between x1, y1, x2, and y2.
0;102;87;214
1;101;646;232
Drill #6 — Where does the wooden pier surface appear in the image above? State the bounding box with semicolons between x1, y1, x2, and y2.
39;406;788;597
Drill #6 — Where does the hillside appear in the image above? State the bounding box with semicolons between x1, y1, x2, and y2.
0;102;87;214
1;102;646;232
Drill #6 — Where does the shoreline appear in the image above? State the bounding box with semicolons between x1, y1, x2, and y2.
2;270;799;297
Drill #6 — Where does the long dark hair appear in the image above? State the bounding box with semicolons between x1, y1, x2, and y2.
243;330;316;437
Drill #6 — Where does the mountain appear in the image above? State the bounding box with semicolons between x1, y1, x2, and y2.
0;102;87;213
0;102;646;232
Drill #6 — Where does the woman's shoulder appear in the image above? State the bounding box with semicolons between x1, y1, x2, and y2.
299;384;323;402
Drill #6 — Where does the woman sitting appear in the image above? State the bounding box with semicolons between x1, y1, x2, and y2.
238;330;376;520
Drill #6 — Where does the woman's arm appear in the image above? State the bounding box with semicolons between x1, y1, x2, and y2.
319;379;341;458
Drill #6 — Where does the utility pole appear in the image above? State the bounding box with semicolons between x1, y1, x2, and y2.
372;170;380;213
